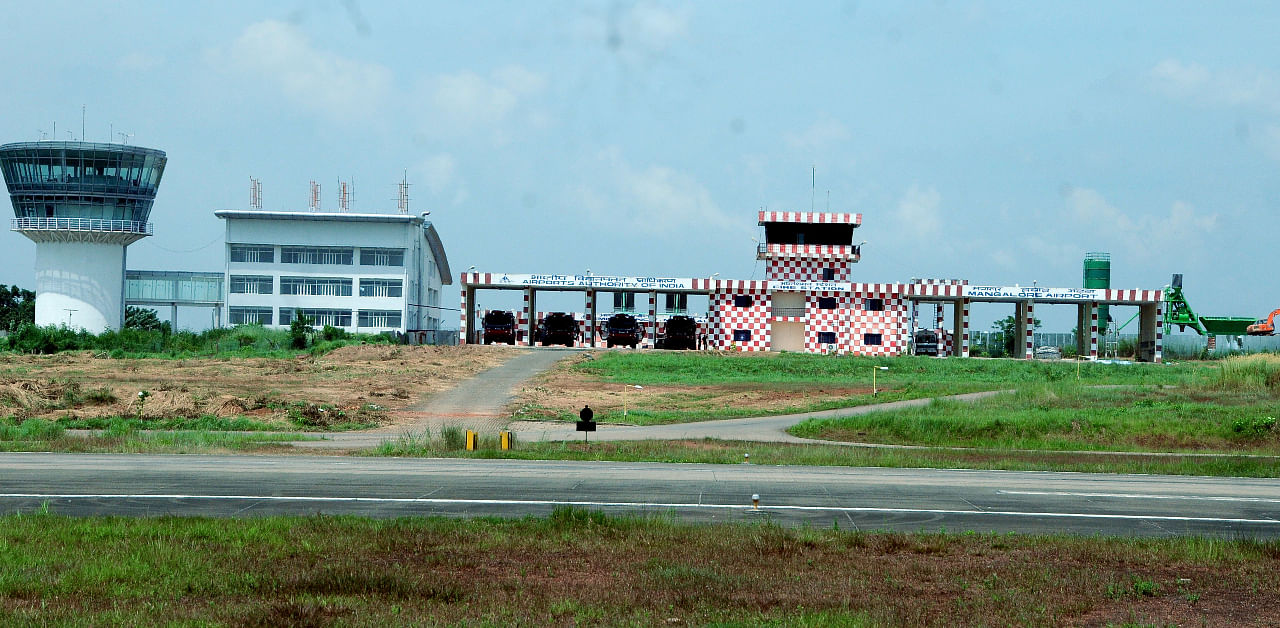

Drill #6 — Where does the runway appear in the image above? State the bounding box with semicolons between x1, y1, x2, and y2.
1;453;1276;537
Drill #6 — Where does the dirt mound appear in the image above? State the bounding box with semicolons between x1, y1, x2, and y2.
1;345;522;427
0;380;47;410
324;345;419;363
206;395;250;417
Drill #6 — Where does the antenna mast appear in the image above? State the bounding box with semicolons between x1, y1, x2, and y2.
249;177;263;209
810;165;815;211
397;170;410;214
309;181;321;211
338;180;350;212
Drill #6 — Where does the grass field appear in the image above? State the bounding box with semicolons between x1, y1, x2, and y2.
791;355;1280;454
1;509;1276;626
515;351;1213;425
371;434;1280;478
790;385;1280;454
0;418;310;454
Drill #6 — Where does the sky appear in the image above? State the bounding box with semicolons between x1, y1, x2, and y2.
1;1;1277;332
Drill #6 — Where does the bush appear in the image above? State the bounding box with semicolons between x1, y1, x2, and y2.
289;315;314;350
322;325;346;341
0;320;396;357
1232;416;1277;437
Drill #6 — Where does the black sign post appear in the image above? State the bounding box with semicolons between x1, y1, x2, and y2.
576;405;596;443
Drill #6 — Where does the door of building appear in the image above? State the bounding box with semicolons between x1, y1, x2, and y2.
772;321;805;352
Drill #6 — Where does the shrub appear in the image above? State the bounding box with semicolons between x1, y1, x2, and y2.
289;315;314;350
322;325;346;341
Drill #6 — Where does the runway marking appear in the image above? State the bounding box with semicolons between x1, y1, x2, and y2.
1;493;1277;525
1000;490;1280;504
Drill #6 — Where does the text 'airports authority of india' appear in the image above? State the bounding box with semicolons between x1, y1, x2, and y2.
496;274;694;290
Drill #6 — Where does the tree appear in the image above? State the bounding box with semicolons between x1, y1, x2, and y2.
124;306;166;331
0;285;36;332
992;314;1041;358
289;314;314;349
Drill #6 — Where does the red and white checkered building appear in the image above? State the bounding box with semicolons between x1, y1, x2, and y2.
459;210;1166;361
703;211;910;356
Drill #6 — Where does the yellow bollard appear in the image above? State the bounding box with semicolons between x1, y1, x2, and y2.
500;431;511;450
466;430;477;451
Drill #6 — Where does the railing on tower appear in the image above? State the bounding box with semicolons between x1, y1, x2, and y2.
11;217;153;234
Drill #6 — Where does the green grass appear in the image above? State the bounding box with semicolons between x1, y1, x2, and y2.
555;352;1213;425
790;384;1280;454
0;419;311;454
49;414;283;432
574;352;1206;388
0;509;1275;626
0;322;395;359
370;435;1280;477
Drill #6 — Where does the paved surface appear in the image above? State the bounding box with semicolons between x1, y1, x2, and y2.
1;453;1277;537
292;348;577;449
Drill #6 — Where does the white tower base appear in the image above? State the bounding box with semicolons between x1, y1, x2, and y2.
27;233;140;332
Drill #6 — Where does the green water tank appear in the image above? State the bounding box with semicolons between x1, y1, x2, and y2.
1083;252;1110;334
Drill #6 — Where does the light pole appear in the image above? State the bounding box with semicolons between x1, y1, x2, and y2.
872;366;888;397
622;384;642;419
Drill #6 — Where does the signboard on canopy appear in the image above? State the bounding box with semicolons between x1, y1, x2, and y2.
963;286;1105;301
487;274;694;290
768;280;851;292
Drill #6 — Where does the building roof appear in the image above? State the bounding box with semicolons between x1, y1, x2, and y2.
213;209;425;224
214;209;452;286
0;141;166;159
757;211;862;226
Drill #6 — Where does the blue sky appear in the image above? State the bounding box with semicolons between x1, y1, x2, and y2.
2;1;1277;331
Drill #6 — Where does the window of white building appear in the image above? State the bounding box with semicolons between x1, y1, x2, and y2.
230;244;274;263
280;308;352;327
229;275;273;294
358;278;403;298
280;277;353;297
359;248;405;266
281;246;354;265
229;306;273;325
358;310;402;328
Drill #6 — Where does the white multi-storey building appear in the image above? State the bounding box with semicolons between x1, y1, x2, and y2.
215;210;451;335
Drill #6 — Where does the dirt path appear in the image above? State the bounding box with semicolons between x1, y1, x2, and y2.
293;348;578;448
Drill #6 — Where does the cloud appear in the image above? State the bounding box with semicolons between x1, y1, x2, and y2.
575;2;691;56
621;2;690;52
1062;187;1217;259
414;153;467;205
784;116;850;151
894;185;942;238
1149;59;1280;113
570;148;736;237
427;65;545;127
117;52;163;72
209;20;393;118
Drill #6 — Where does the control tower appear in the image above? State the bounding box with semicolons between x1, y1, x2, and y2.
0;141;167;331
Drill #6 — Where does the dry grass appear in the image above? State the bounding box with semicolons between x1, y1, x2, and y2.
0;345;519;429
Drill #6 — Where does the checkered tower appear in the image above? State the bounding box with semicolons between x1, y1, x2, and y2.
757;211;862;282
753;211;897;355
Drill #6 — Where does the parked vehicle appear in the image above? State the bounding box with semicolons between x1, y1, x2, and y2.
481;310;516;345
913;329;939;356
539;312;577;346
1246;309;1280;336
605;313;642;348
660;315;698;350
